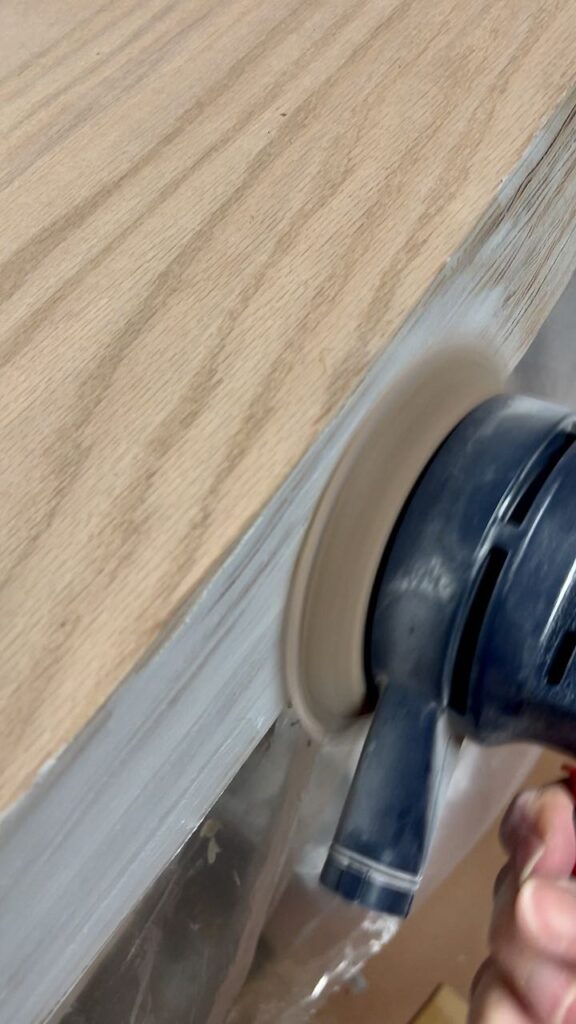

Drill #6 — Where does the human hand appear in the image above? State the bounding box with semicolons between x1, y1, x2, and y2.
469;785;576;1023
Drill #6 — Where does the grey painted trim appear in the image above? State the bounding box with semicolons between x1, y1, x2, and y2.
0;94;574;1024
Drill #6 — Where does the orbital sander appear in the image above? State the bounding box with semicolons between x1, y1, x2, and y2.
286;347;576;919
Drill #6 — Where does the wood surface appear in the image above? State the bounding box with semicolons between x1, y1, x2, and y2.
0;0;575;809
1;91;574;1024
410;986;468;1024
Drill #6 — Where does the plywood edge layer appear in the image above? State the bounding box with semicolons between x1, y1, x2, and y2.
0;91;574;1024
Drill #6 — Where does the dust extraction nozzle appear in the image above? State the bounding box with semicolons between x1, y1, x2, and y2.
322;394;576;917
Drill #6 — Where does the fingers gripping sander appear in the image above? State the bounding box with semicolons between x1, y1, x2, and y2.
287;350;576;919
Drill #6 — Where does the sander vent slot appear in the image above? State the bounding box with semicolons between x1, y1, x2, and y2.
508;432;576;525
450;548;508;714
548;631;576;687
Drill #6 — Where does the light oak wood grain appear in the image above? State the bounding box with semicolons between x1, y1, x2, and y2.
0;0;574;809
0;84;574;1024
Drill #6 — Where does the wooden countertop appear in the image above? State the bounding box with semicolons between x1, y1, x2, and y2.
0;0;574;810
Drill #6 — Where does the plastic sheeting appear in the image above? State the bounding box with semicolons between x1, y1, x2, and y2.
229;725;537;1022
57;712;538;1023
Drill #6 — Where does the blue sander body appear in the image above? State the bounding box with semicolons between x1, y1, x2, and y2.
322;394;576;916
